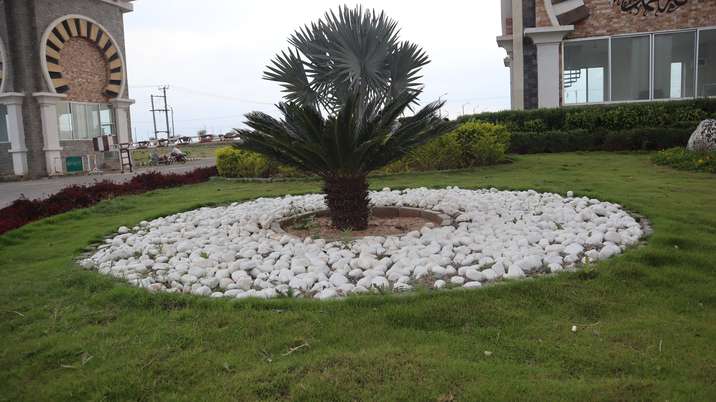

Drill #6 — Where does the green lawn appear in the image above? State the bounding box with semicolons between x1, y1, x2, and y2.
1;153;715;401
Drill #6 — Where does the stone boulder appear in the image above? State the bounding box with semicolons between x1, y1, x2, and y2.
687;119;716;152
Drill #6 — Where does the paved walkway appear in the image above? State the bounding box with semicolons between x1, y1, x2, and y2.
0;159;215;209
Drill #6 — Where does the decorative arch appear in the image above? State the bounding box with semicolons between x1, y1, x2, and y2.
41;15;126;98
0;36;6;93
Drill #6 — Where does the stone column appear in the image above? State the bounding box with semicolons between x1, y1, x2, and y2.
511;0;524;110
109;98;135;145
33;92;66;176
525;26;574;108
0;93;29;176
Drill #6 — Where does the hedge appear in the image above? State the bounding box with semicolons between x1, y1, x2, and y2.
508;127;693;154
0;167;217;235
459;99;716;132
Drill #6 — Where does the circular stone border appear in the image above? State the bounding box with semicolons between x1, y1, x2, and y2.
79;187;648;300
272;207;453;239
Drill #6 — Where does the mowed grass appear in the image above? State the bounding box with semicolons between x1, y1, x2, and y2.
1;152;715;401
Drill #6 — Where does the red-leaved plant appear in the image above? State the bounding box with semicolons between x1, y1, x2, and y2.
0;167;217;235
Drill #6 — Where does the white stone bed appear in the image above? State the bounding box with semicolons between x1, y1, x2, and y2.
80;188;645;300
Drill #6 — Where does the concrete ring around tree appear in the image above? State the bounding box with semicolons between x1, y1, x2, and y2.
79;187;648;300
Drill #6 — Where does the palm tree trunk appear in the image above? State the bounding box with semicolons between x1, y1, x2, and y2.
323;175;370;230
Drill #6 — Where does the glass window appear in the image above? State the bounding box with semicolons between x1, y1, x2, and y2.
86;104;101;138
611;35;651;101
698;29;716;97
654;32;695;99
563;39;609;104
57;102;113;140
72;104;89;139
57;102;74;140
99;104;114;136
0;105;8;143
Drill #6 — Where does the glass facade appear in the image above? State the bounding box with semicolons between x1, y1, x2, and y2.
698;29;716;97
611;35;651;101
57;102;114;140
563;28;716;104
654;31;695;99
563;39;609;103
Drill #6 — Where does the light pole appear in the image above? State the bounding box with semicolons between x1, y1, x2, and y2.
461;102;471;116
438;92;448;118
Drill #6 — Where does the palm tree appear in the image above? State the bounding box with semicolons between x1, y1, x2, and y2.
235;5;454;230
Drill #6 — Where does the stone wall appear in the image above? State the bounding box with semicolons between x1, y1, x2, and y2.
0;0;12;92
2;0;131;178
536;0;551;28
60;37;110;103
523;0;539;110
60;140;95;173
5;0;46;177
33;0;128;97
535;1;716;35
0;142;11;176
570;0;716;39
60;140;121;172
0;1;10;176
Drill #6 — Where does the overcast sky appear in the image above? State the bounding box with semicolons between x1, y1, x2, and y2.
124;1;510;141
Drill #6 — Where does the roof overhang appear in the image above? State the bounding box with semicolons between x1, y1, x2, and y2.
98;0;134;12
524;26;574;44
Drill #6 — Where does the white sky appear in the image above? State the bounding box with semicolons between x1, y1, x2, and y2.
124;1;510;141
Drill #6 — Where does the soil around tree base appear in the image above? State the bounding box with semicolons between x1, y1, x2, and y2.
284;215;435;240
275;207;453;241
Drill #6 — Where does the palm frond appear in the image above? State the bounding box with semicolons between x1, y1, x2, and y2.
268;5;425;112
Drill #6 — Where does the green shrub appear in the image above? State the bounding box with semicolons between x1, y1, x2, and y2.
453;121;511;166
402;133;464;171
459;99;716;132
382;122;510;173
216;147;273;177
216;147;303;178
653;147;716;173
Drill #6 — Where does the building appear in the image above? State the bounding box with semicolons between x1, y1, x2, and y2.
0;0;134;178
497;0;716;110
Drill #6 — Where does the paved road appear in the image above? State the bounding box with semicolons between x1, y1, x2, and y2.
0;159;215;209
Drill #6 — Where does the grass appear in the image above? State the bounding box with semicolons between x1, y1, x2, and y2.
1;152;715;401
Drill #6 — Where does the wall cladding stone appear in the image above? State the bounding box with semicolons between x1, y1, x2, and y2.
60;37;110;103
523;0;539;110
59;140;120;172
570;0;716;39
2;0;131;178
536;0;552;28
60;140;100;172
33;0;128;98
0;0;12;92
5;0;46;178
0;142;12;175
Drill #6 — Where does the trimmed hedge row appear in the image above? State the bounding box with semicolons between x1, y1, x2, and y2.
459;99;716;132
0;167;217;235
509;127;692;154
